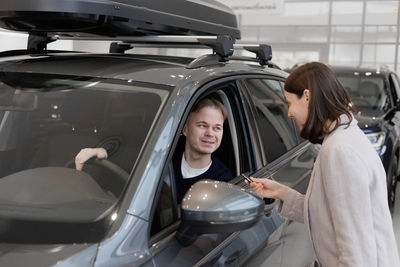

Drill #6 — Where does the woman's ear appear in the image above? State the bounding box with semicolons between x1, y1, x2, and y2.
303;89;310;102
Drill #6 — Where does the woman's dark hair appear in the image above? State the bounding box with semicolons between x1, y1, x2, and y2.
284;62;354;143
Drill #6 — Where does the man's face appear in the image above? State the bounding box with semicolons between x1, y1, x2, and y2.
183;106;224;156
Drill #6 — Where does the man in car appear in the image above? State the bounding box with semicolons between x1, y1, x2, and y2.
75;97;232;203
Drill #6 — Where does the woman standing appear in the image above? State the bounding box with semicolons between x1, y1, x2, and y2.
248;62;399;266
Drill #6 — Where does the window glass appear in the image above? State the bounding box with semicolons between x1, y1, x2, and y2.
0;72;171;243
390;73;400;103
365;1;398;25
331;26;362;43
151;169;175;236
329;44;361;66
244;79;297;163
262;79;284;97
332;2;363;25
335;71;388;112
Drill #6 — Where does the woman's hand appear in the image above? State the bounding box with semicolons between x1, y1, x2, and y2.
75;148;108;171
246;177;289;201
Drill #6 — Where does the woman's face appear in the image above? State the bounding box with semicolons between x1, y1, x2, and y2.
284;89;310;132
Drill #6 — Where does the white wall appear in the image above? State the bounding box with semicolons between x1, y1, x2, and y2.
0;0;400;72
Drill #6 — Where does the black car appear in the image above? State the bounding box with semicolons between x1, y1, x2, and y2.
333;66;400;212
0;0;317;266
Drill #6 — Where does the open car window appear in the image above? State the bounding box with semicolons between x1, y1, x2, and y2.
149;85;246;236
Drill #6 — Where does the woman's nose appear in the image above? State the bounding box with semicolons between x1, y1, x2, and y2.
287;108;292;118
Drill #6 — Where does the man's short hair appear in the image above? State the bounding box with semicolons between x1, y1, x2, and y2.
191;97;227;120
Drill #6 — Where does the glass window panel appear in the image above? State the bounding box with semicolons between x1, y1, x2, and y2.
151;171;175;236
329;44;361;66
240;1;329;26
258;26;328;43
274;50;320;71
365;1;398;25
363;44;396;65
331;26;362;42
240;26;259;42
364;26;397;42
332;1;363;25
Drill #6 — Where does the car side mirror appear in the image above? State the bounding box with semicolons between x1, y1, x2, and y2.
176;180;264;246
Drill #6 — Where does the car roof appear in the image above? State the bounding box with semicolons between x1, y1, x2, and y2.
0;52;287;87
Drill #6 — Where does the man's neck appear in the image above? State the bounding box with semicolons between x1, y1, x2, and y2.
183;150;212;169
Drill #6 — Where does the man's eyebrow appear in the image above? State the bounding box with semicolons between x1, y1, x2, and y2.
195;121;223;126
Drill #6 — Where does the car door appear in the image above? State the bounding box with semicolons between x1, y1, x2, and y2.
147;78;298;266
238;77;317;266
147;76;317;266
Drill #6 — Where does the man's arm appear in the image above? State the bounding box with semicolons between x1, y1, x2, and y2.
75;148;108;171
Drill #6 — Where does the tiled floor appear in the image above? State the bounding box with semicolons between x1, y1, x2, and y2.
392;185;400;255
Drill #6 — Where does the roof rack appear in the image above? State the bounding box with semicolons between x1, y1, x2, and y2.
27;33;59;53
103;36;274;68
13;32;277;70
99;35;234;69
186;35;234;69
243;45;272;66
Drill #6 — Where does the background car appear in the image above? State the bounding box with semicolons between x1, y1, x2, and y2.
332;66;400;212
0;0;318;266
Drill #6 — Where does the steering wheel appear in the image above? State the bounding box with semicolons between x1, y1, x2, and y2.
64;158;130;183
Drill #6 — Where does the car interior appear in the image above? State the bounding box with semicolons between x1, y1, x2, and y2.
150;88;243;237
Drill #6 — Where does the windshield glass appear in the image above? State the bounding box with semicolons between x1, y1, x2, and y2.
0;72;170;243
336;72;387;112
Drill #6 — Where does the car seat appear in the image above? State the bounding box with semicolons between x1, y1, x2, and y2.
358;81;381;108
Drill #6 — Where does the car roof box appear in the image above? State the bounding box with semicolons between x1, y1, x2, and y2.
0;0;240;40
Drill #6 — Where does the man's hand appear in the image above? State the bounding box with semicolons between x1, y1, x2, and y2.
75;148;108;171
246;177;289;201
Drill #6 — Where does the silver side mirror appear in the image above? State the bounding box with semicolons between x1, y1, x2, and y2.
177;180;264;246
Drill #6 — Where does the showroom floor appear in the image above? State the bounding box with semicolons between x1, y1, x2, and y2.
393;186;400;255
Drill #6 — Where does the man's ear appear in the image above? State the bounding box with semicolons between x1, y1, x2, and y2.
303;89;310;102
182;124;187;137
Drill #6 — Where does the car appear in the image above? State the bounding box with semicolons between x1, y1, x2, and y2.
0;0;318;266
332;66;400;212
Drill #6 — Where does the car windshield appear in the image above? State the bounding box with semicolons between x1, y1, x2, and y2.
336;72;387;112
0;72;170;243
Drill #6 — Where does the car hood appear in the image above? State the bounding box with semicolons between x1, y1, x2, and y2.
0;243;97;267
354;109;384;131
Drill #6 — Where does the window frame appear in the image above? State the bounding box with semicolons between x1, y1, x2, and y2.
147;78;256;247
239;76;299;165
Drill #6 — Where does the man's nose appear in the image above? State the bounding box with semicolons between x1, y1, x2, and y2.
205;128;213;136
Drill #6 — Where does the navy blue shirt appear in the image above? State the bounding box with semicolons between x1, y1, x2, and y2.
173;152;232;203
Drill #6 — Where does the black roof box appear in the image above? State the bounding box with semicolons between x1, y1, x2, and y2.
0;0;240;40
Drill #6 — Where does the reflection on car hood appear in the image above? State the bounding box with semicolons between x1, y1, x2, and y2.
0;243;97;267
354;110;383;130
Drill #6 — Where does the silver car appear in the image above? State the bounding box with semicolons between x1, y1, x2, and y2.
0;0;316;266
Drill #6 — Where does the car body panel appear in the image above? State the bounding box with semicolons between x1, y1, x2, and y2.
0;52;311;267
0;243;97;267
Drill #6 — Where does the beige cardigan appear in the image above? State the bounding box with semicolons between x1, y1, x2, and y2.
280;115;400;267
